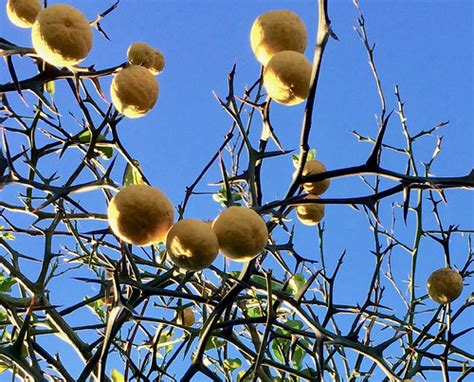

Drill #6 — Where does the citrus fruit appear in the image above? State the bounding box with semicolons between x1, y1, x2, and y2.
427;267;463;304
32;4;93;67
263;50;312;106
176;307;195;326
296;195;325;226
110;65;159;118
149;49;165;75
127;42;155;68
301;159;330;195
250;10;307;65
166;219;219;271
6;0;41;28
108;184;174;246
212;206;268;262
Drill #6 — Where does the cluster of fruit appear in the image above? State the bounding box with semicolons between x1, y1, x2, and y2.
250;10;312;106
107;184;268;271
7;1;164;119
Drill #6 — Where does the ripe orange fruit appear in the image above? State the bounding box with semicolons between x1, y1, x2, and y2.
166;219;219;271
427;267;463;304
263;50;312;106
107;184;174;246
296;195;325;226
250;10;307;66
6;0;42;28
32;4;93;67
110;65;159;118
212;206;268;262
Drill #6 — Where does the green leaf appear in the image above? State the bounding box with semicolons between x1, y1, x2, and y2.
44;81;55;95
0;226;14;241
122;160;145;187
292;346;305;370
204;337;225;350
292;149;317;169
223;358;242;371
78;130;113;160
288;273;306;295
251;275;284;292
0;273;16;293
111;369;124;382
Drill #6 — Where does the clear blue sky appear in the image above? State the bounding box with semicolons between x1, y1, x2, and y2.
1;0;472;380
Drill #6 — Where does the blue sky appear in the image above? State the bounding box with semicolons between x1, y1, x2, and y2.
0;0;473;380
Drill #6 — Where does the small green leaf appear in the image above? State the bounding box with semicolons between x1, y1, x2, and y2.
0;226;15;241
288;273;306;295
0;273;16;293
204;337;225;350
111;369;124;382
45;81;55;95
122;160;145;187
292;149;317;169
223;358;242;371
251;275;284;292
78;130;113;159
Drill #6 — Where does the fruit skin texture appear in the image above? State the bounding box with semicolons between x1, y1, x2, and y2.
250;10;307;66
108;184;174;246
110;65;159;118
302;160;330;195
127;42;155;68
263;50;312;106
176;307;195;326
296;195;325;226
32;4;93;67
7;0;42;28
150;49;166;75
212;206;268;262
427;267;463;304
166;219;219;271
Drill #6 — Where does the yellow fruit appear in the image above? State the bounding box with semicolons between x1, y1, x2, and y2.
127;42;155;68
150;49;165;75
6;0;41;28
110;65;159;118
212;206;268;262
166;219;219;271
32;4;93;67
427;267;463;304
176;307;195;326
296;195;324;226
263;50;312;106
108;184;174;246
250;10;307;65
302;159;330;195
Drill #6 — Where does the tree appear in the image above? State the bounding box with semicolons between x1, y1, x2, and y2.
0;1;472;381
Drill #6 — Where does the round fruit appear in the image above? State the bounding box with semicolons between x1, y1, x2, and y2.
296;195;325;226
110;65;159;118
107;184;174;246
150;49;165;75
302;159;330;195
166;219;219;271
127;42;155;68
250;10;307;66
32;4;93;67
176;307;195;327
212;206;268;262
263;50;312;106
6;0;42;28
427;267;463;304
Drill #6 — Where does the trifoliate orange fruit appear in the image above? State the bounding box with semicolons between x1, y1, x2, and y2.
32;4;93;67
110;65;159;118
301;159;330;195
212;206;268;262
176;307;195;326
263;50;312;106
108;184;174;246
149;49;165;75
127;42;155;68
6;0;42;28
296;195;325;226
250;10;307;66
166;219;219;271
427;267;463;304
